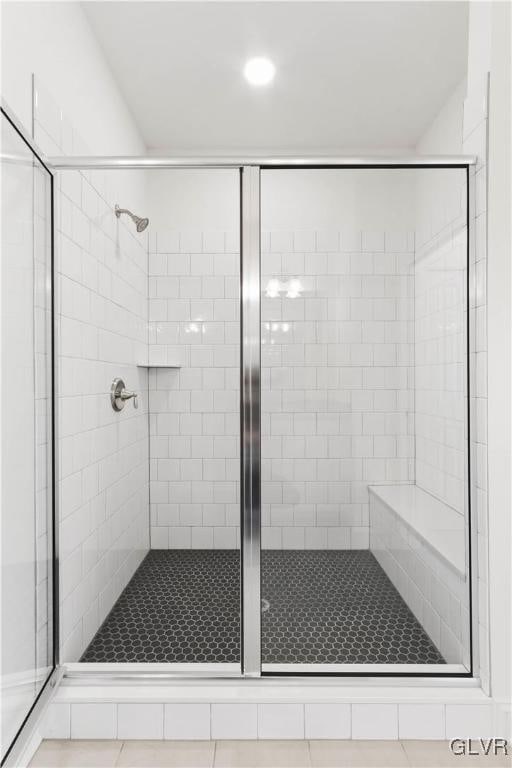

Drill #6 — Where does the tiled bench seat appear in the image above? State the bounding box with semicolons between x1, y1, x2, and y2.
369;484;470;666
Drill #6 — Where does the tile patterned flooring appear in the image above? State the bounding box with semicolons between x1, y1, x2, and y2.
29;740;512;767
81;550;443;665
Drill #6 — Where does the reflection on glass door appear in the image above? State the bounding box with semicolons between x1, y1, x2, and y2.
1;110;54;760
260;167;470;673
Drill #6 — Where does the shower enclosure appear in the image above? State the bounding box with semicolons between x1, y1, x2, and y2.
55;158;473;678
1;103;476;749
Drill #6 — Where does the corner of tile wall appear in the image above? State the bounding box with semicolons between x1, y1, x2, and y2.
462;72;490;694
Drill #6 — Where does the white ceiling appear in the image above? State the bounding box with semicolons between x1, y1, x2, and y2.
83;1;468;153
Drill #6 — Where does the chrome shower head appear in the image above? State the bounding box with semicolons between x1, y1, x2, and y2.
115;204;149;232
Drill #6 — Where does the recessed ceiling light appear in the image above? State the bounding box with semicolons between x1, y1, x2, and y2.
244;57;275;87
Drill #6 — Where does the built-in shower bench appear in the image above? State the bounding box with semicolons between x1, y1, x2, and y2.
368;484;469;666
368;484;465;577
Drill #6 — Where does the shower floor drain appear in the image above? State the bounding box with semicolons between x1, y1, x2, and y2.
261;599;270;612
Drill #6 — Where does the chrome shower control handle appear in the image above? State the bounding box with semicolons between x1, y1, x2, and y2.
120;389;138;409
111;378;138;411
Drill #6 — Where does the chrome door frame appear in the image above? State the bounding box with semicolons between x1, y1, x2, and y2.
240;167;262;677
256;162;476;681
40;151;478;684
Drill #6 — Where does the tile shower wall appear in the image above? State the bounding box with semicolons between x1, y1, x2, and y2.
464;84;490;692
147;229;240;549
411;168;471;665
414;175;467;514
261;230;415;549
33;80;150;661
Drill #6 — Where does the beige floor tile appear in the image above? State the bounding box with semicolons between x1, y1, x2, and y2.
402;740;512;767
116;740;215;767
29;740;122;767
309;740;409;767
214;740;311;767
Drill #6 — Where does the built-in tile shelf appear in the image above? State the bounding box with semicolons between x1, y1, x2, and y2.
137;363;181;369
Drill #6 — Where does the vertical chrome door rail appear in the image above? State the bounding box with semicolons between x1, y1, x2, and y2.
240;166;261;677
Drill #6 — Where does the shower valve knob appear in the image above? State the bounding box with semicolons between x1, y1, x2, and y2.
111;378;138;411
122;391;138;409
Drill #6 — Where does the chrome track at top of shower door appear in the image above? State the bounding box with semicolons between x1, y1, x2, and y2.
49;156;477;169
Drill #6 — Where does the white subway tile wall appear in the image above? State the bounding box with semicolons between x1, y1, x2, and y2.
414;171;468;515
148;229;240;548
260;230;415;549
42;697;498;741
34;80;150;661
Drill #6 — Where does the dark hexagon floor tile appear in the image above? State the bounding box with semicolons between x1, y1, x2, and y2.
81;549;444;665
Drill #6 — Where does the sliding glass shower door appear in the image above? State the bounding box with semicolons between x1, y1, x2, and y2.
1;110;55;760
67;167;243;670
259;167;471;674
45;156;473;680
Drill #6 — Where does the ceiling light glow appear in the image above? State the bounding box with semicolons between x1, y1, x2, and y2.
244;57;275;86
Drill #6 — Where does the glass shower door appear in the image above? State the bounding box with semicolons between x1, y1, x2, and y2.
70;167;242;671
259;167;471;674
1;110;54;759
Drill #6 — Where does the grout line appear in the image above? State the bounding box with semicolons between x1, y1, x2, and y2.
306;739;313;767
114;739;125;767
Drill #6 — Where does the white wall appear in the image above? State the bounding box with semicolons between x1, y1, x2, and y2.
461;1;491;697
486;0;511;735
1;1;144;156
416;80;465;155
